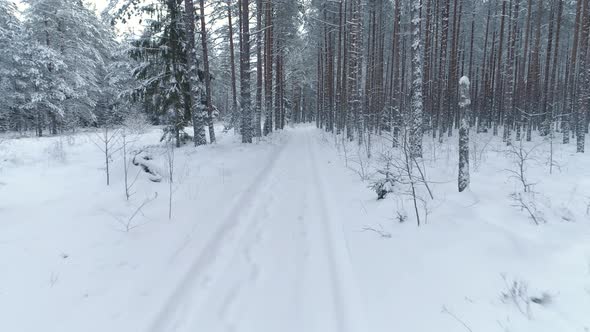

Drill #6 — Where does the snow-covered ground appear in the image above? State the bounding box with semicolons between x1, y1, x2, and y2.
0;124;589;332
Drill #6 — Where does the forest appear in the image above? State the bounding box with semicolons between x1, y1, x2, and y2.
1;0;587;154
0;0;589;331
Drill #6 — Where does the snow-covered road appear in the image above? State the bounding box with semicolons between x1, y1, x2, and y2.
147;127;367;332
2;124;589;332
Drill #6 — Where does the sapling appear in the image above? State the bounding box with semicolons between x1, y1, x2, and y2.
397;131;434;226
345;143;372;181
369;152;397;200
377;129;434;226
361;224;392;238
121;114;149;200
165;141;175;220
396;211;407;223
499;275;551;319
441;306;473;332
510;192;546;225
111;193;158;232
90;119;123;186
121;131;137;200
504;140;541;192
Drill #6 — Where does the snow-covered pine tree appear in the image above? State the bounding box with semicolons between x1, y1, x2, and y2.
0;0;23;132
19;1;68;136
23;0;117;134
458;76;471;192
125;0;197;147
18;0;118;135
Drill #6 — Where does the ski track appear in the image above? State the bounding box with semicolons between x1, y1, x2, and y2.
146;135;289;332
306;129;368;332
148;127;367;332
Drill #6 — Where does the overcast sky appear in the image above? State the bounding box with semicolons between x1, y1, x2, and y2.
93;0;108;12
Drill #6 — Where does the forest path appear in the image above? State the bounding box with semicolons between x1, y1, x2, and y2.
147;125;368;332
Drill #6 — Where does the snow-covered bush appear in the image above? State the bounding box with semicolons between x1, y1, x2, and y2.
504;141;541;193
160;126;192;146
396;211;407;223
510;192;546;225
501;277;533;319
500;275;553;319
132;151;163;183
370;154;398;200
110;193;158;232
123;112;149;136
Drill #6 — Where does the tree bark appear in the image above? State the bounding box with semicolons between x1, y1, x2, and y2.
227;0;238;131
458;76;471;192
239;0;253;143
184;0;207;146
199;0;215;143
410;0;423;158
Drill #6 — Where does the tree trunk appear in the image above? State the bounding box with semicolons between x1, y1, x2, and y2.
227;0;238;131
503;0;520;145
577;0;590;152
184;0;207;146
565;0;584;144
255;0;263;137
458;76;471;192
263;0;274;136
410;0;423;158
199;0;215;143
239;0;253;143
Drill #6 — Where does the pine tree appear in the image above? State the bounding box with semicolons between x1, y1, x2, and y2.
227;0;239;132
458;76;471;192
183;0;207;146
21;0;116;135
126;0;194;147
503;0;520;145
239;0;253;143
565;0;584;144
0;0;22;132
577;0;590;153
199;0;216;143
409;0;423;158
255;0;264;137
263;0;274;136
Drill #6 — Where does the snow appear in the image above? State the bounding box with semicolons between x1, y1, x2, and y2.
0;125;589;332
460;75;471;86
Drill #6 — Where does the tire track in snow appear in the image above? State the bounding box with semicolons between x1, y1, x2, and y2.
200;129;316;332
145;134;290;332
305;128;368;332
213;138;313;331
215;189;278;330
